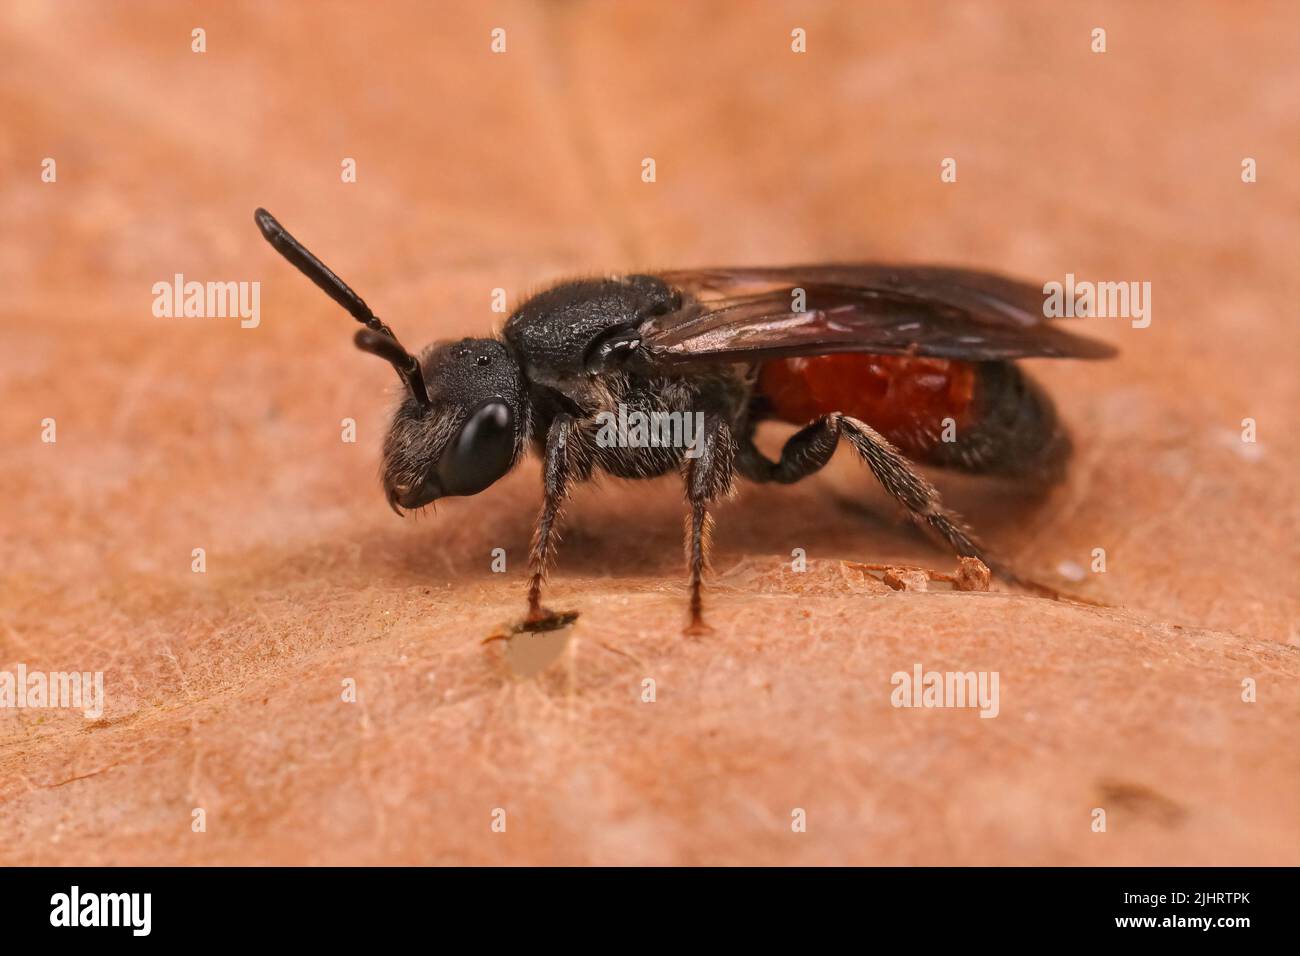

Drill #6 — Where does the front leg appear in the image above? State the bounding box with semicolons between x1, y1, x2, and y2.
682;417;736;635
524;414;586;631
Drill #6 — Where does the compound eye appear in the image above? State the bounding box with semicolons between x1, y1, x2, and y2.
435;400;515;497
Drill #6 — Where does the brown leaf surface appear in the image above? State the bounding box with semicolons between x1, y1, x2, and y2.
1;1;1297;865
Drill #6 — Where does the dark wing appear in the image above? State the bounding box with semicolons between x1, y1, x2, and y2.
639;265;1116;365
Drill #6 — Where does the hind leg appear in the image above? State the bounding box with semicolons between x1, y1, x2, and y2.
835;416;993;565
739;413;1006;575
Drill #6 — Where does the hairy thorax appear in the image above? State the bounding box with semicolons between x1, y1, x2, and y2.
532;368;751;481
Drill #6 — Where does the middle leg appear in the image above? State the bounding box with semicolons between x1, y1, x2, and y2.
523;414;588;630
681;417;735;635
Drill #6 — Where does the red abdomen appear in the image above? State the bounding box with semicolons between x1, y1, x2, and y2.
757;354;978;459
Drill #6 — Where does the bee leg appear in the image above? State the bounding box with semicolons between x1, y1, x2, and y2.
836;415;997;569
524;415;585;631
737;414;841;484
682;419;735;636
742;415;1050;593
744;413;992;565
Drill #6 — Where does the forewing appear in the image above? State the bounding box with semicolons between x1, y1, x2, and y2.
640;265;1116;364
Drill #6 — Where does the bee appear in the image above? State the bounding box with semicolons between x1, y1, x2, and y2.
255;209;1115;635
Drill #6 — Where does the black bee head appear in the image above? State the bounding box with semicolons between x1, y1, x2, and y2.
376;337;526;514
251;209;528;515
